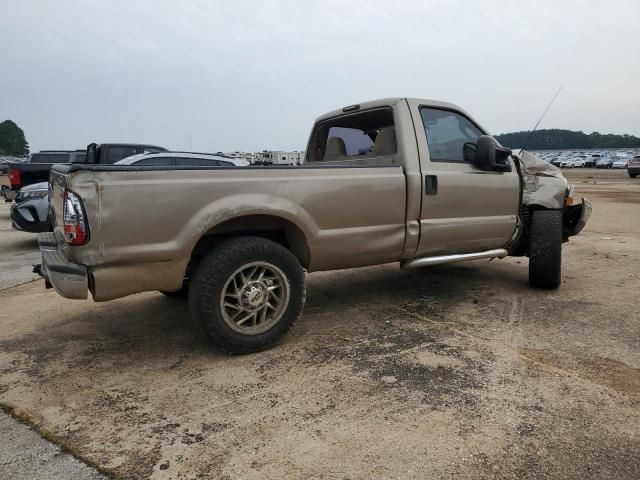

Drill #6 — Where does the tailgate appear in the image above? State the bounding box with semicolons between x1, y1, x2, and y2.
48;168;70;231
10;163;53;189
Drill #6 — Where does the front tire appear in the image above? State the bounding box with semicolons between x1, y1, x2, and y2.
189;236;305;354
528;210;562;289
630;172;638;178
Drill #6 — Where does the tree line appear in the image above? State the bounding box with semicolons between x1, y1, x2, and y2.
495;129;640;150
2;119;639;157
0;120;29;156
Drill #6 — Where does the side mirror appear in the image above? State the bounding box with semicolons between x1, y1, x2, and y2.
465;135;512;172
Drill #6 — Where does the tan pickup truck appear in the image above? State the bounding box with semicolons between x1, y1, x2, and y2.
39;98;591;353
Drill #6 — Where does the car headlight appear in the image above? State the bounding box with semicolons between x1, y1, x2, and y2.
16;189;48;202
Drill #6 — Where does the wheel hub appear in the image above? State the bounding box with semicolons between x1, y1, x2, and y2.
241;282;267;310
220;261;290;335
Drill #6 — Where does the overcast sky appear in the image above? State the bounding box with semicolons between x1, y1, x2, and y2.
1;0;639;153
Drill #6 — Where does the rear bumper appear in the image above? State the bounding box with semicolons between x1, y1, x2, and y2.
37;231;88;299
563;197;591;237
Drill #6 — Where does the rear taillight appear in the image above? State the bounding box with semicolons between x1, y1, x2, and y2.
63;190;89;246
8;168;20;188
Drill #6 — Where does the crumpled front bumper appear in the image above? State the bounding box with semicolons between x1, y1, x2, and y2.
37;231;88;299
563;197;592;237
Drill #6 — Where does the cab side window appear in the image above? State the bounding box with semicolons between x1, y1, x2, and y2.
420;108;483;162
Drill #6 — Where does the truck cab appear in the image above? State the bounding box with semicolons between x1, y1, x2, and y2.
305;98;520;259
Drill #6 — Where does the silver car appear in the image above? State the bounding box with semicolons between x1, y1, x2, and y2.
115;152;251;167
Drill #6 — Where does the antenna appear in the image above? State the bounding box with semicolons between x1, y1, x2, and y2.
519;87;562;153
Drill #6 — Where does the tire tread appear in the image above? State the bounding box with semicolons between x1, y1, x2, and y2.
528;209;562;289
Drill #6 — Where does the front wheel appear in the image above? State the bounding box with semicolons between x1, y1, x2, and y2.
528;209;562;289
189;236;305;354
630;172;638;178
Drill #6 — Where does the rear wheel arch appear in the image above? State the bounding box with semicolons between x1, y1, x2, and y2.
187;214;311;275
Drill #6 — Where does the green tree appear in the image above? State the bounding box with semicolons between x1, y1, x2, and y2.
495;129;640;150
0;120;29;156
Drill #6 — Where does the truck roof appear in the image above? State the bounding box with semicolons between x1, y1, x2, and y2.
314;97;478;124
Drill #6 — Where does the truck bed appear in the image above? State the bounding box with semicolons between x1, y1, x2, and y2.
49;162;407;300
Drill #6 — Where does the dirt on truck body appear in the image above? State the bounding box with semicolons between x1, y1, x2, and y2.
38;98;590;353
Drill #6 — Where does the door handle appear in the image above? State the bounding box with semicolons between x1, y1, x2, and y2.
425;175;438;195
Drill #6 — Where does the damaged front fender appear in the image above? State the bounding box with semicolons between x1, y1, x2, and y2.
516;150;568;210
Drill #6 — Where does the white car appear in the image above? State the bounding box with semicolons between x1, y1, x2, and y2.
116;152;251;167
612;158;629;169
572;158;585;168
559;159;574;168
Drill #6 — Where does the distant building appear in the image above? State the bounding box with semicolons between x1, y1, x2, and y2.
252;150;305;165
224;151;256;162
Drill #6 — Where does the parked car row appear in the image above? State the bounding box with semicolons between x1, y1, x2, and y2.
537;149;640;171
7;147;250;233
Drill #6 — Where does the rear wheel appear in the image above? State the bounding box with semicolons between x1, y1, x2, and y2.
189;236;305;354
528;209;562;289
630;172;638;178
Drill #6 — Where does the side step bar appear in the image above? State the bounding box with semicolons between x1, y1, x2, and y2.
401;248;508;269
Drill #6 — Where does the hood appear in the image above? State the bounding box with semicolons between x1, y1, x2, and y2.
515;150;564;178
20;181;49;192
513;150;568;209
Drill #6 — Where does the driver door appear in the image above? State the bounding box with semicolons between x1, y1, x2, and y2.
411;105;520;257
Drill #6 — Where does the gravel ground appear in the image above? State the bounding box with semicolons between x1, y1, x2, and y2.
0;168;638;479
